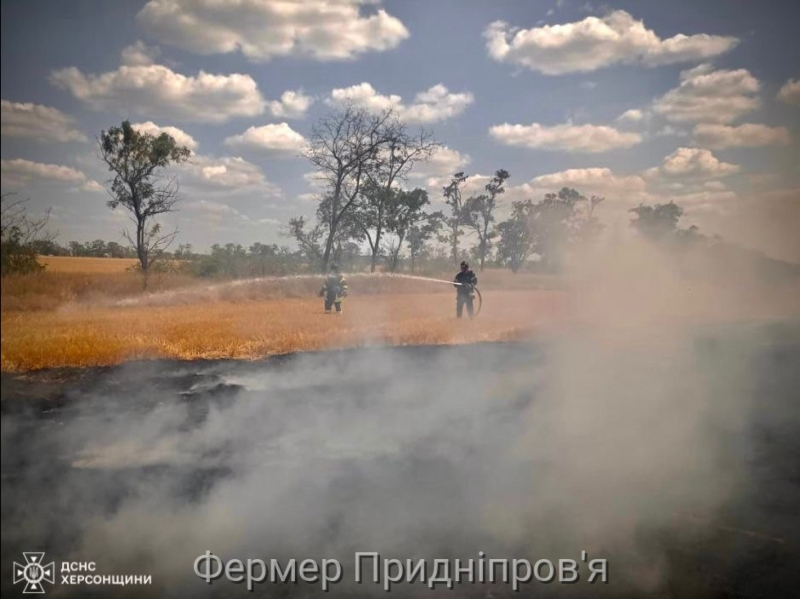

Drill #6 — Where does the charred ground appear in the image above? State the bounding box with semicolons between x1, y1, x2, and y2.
2;329;799;598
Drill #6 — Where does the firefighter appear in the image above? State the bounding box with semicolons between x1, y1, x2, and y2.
319;265;347;314
454;260;478;318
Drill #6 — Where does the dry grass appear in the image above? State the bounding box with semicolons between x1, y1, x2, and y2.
0;290;567;371
1;266;569;371
5;262;798;372
1;267;560;313
1;271;196;312
38;256;141;273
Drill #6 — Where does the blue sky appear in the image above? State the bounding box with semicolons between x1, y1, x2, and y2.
2;0;799;260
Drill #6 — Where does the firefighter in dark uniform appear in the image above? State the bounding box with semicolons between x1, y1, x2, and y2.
319;266;348;314
454;261;478;318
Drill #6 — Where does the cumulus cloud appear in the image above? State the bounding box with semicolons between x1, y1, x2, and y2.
777;79;800;106
50;63;265;123
522;167;648;200
268;90;313;119
136;0;409;62
185;155;277;191
120;41;160;67
408;146;471;179
224;123;307;157
131;121;198;151
645;147;739;179
616;109;646;123
484;11;738;75
1;158;101;191
489;121;642;153
693;123;790;149
1;99;87;142
328;83;473;123
652;64;760;124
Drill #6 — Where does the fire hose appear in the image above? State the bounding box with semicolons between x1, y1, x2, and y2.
460;284;483;317
384;275;483;317
322;273;485;317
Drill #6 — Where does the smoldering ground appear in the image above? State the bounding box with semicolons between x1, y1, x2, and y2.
2;243;800;598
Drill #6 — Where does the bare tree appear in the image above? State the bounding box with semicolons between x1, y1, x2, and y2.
304;103;407;271
465;169;509;271
99;120;191;289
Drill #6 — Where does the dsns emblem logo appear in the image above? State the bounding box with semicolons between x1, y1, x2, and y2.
13;553;55;594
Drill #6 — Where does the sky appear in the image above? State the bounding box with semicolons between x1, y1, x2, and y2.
1;0;799;260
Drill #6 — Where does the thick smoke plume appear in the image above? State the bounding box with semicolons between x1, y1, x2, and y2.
2;237;798;598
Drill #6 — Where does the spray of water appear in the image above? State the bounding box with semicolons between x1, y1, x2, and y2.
111;272;464;308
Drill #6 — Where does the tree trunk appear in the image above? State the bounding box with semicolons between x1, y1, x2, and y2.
451;224;458;266
370;223;382;272
137;218;148;290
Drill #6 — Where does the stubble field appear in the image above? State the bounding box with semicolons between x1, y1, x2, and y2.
1;262;566;371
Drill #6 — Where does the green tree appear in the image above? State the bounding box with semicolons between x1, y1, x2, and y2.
384;188;431;272
629;201;684;241
1;194;52;276
465;169;509;271
99;120;191;289
407;212;444;273
442;172;470;266
497;199;537;272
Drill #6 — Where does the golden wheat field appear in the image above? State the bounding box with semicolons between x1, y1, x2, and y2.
1;260;568;371
37;255;141;273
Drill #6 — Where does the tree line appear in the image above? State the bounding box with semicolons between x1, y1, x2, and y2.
2;105;720;281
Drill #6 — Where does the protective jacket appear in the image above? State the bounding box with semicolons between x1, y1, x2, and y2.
454;270;477;294
320;274;348;301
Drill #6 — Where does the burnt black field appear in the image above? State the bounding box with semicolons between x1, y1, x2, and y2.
2;325;799;598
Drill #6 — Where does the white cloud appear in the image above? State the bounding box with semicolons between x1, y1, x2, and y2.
670;189;738;210
268;90;313;119
328;83;473;123
1;99;87;142
131;121;199;151
652;64;760;124
522;167;648;199
484;11;737;75
408;146;471;179
81;179;105;192
224;123;307;157
777;79;800;106
703;180;727;191
616;109;645;123
645;147;739;179
489;121;642;153
302;171;328;189
1;158;101;191
136;0;409;62
120;41;160;67
50;63;265;123
655;125;689;138
693;123;790;149
185;155;277;191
